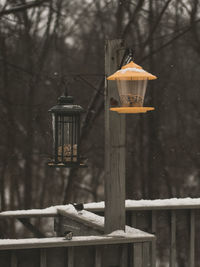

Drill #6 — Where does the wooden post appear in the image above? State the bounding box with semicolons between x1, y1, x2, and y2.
189;210;195;267
170;210;176;267
105;39;126;234
40;249;47;267
11;251;17;267
151;210;156;267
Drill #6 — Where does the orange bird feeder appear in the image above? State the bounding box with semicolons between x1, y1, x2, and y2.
107;61;157;113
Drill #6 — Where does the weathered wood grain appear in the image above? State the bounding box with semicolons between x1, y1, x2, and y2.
46;248;66;267
133;243;142;267
105;39;126;234
57;208;104;234
0;251;10;267
95;247;102;267
11;251;17;267
151;210;156;267
143;242;150;267
68;247;74;267
120;244;128;267
0;232;154;251
85;199;200;212
131;212;137;228
18;218;45;238
170;210;176;267
16;249;40;267
56;216;103;237
40;249;47;267
0;210;57;218
189;210;195;267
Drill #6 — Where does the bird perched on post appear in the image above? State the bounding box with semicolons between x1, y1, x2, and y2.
110;97;119;107
73;203;84;214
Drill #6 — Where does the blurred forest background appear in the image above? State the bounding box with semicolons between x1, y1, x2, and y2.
0;0;200;214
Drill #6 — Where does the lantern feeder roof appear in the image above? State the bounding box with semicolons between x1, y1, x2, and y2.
107;61;157;81
49;95;84;114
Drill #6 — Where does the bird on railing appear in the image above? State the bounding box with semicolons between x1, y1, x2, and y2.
72;203;84;215
63;231;73;240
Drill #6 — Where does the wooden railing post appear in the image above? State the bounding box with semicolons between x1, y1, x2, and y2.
95;247;102;267
170;210;176;267
133;243;143;267
151;210;156;267
40;249;47;267
105;39;126;234
189;210;195;267
11;251;17;267
68;247;74;267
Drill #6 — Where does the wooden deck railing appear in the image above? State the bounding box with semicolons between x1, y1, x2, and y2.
0;198;199;266
0;231;154;267
86;198;200;267
0;205;155;267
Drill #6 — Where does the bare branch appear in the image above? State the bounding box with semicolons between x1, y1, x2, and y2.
139;18;200;63
0;0;50;17
122;0;145;39
140;0;173;53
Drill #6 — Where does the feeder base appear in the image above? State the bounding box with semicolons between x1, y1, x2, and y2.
47;162;87;168
110;107;155;114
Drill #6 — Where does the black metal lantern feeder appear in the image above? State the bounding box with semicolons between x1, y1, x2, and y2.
48;94;85;168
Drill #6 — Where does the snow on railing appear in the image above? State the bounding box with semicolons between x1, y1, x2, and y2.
0;203;155;267
0;198;199;266
1;198;200;218
85;198;200;211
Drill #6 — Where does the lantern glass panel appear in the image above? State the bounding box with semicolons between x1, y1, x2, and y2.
52;114;80;164
57;114;79;163
117;79;148;107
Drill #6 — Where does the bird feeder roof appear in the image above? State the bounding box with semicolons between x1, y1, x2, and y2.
107;61;157;80
49;96;84;114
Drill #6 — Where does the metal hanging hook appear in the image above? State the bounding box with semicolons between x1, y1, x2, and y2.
59;76;69;96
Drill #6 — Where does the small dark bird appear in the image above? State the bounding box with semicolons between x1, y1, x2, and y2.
73;203;84;214
63;231;73;240
110;97;119;107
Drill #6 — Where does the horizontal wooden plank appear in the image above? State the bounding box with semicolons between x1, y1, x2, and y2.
85;198;200;212
0;233;155;251
0;210;57;218
1;199;200;219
